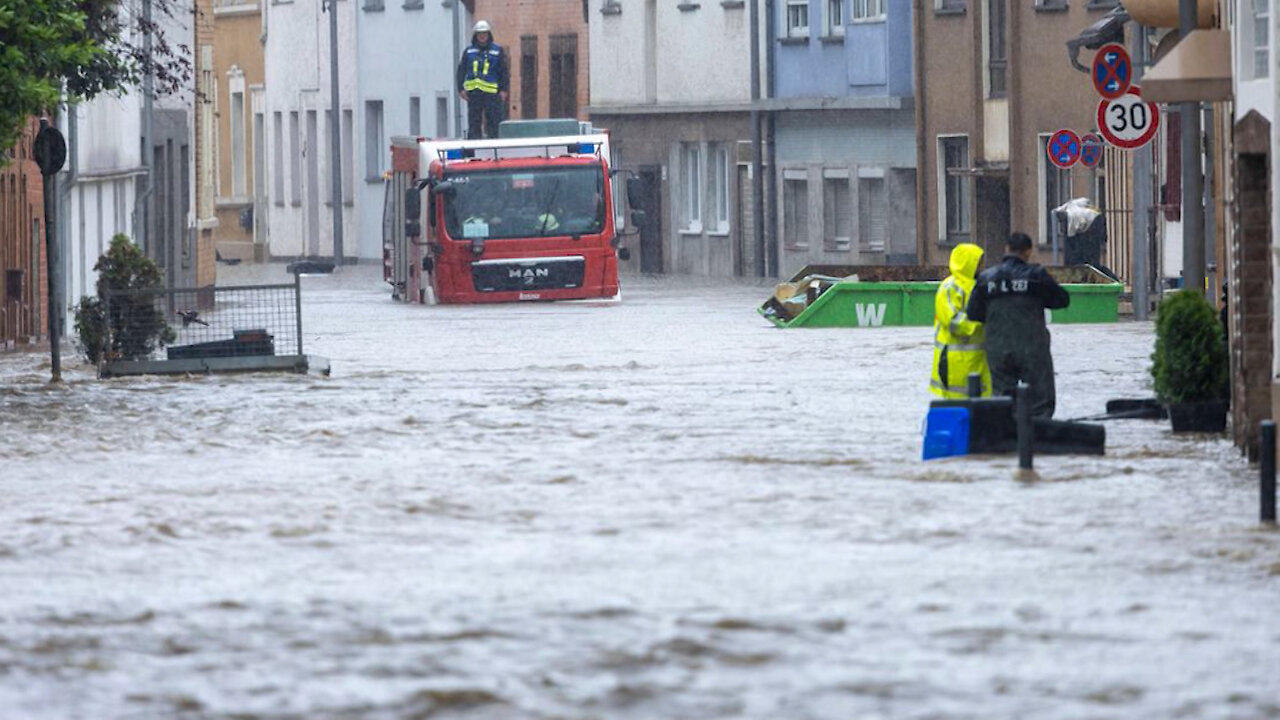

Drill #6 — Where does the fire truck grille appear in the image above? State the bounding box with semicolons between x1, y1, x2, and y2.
471;256;586;293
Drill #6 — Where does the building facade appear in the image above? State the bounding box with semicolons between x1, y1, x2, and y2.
1;118;47;350
261;0;459;261
589;0;759;276
470;0;591;121
213;0;267;262
915;0;1125;267
772;0;918;275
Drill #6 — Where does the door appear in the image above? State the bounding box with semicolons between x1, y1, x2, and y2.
636;167;663;274
975;175;1010;263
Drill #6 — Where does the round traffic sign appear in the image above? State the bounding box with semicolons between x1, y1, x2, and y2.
1080;133;1104;168
1047;129;1082;169
1096;86;1159;150
1092;43;1133;100
33;124;67;176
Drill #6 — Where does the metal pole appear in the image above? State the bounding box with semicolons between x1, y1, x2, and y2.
749;0;765;277
326;0;345;265
139;0;154;255
1016;382;1033;470
1203;103;1216;299
1262;420;1276;523
1179;0;1205;296
294;272;304;356
451;0;462;137
1132;26;1152;320
41;155;61;384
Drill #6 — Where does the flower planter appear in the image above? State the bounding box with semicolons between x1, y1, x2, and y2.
1167;400;1228;433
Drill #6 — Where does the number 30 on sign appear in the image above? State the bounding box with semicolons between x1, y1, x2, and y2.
1096;86;1159;150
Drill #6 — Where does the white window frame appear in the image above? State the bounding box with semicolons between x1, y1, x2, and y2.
272;111;284;207
680;142;703;233
850;0;885;22
936;134;971;244
785;0;810;38
857;171;887;252
288;110;301;206
1038;133;1073;247
229;87;246;198
707;144;730;235
783;169;810;250
826;0;846;35
1252;0;1271;80
822;168;852;251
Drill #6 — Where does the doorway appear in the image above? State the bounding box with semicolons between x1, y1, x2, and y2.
975;175;1010;262
635;167;663;273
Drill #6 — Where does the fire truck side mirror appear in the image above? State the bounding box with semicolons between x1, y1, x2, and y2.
629;209;647;227
625;177;644;209
404;188;422;238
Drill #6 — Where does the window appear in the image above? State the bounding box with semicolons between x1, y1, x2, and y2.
858;175;886;251
550;34;578;118
230;90;246;196
827;0;845;34
342;109;354;203
786;0;810;37
707;144;729;233
324;110;336;203
822;173;852;250
362;0;384;10
288;110;300;205
521;36;539;119
409;96;421;136
851;0;884;20
938;136;971;242
1254;0;1270;79
365;100;383;180
987;0;1007;97
784;173;810;248
436;95;449;138
680;142;702;231
935;0;966;12
1041;134;1072;244
273;111;283;206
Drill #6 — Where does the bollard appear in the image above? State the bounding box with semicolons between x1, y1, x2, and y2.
1262;421;1276;524
967;373;982;399
1016;382;1033;470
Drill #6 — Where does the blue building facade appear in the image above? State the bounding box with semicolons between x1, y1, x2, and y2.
771;0;918;273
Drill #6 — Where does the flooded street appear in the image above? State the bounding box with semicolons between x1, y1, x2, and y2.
1;266;1277;719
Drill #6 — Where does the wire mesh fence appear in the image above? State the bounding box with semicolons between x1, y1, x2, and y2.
102;278;303;363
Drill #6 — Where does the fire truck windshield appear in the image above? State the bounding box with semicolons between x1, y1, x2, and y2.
442;165;606;241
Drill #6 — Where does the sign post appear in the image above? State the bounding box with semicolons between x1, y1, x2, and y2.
1047;129;1082;169
33;119;67;383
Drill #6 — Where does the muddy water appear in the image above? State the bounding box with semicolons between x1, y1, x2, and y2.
0;266;1276;719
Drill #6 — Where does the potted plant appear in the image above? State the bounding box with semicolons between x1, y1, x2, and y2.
73;234;175;364
1151;290;1229;432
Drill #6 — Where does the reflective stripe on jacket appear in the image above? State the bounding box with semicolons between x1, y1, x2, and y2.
461;45;504;94
931;243;991;398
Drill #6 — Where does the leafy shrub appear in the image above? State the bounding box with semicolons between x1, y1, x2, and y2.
73;234;175;363
1151;290;1228;404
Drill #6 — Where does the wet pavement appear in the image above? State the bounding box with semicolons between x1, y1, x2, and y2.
0;265;1277;719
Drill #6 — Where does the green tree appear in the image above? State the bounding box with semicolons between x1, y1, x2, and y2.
0;0;191;158
74;234;175;363
1151;290;1229;405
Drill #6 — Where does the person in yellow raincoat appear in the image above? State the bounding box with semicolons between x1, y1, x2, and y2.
930;243;991;398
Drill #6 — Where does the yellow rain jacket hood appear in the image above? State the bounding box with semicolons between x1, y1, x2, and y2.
931;243;991;398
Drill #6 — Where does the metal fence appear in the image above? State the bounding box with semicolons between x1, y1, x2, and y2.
102;277;302;363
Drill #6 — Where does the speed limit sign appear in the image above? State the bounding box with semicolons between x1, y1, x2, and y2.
1096;86;1159;149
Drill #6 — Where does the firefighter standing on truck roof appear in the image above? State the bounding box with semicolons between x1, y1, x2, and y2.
966;232;1071;418
456;21;509;140
931;243;991;399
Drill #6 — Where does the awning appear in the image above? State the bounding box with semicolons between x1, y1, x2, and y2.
1141;29;1232;103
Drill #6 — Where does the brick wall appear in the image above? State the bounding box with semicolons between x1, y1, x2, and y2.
0;118;47;349
1229;111;1272;458
469;0;590;121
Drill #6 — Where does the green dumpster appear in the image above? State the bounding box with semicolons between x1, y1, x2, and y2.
760;265;1122;328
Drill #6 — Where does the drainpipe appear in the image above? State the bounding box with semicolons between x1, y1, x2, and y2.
325;0;345;263
764;0;778;278
451;0;462;136
137;0;154;255
750;0;765;277
912;0;927;264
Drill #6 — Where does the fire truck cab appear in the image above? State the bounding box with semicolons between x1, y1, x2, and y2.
383;120;631;305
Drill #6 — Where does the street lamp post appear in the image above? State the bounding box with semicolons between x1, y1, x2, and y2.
324;0;345;265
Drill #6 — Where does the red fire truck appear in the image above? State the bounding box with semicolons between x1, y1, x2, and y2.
383;120;632;304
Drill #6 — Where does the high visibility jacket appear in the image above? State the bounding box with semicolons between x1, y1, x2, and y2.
457;42;507;95
931;243;991;398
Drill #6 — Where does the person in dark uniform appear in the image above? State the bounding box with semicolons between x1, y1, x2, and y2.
966;232;1071;418
456;21;509;139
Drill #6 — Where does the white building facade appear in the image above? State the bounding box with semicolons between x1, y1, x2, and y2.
262;0;461;261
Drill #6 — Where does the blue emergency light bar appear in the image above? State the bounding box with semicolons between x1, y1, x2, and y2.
569;142;596;154
443;148;465;159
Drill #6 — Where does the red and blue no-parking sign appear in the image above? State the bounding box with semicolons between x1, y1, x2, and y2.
1092;43;1133;100
1047;129;1082;169
1080;133;1104;168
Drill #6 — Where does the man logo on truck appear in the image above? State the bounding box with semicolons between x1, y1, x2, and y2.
510;267;550;285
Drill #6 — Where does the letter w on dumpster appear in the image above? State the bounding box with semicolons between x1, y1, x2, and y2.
855;303;887;327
